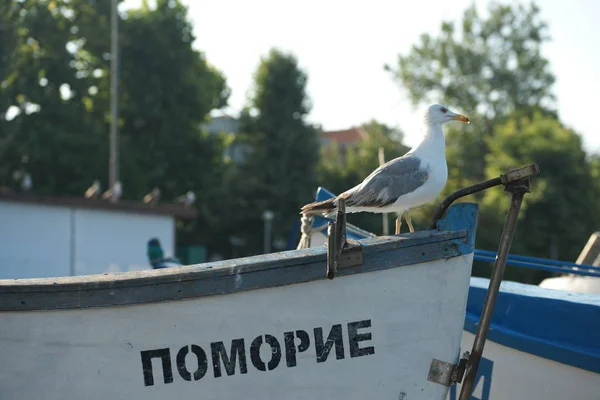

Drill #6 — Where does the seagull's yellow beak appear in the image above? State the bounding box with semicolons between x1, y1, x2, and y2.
451;114;470;124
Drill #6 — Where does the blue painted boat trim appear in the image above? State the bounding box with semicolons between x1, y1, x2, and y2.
315;186;337;202
476;249;600;272
475;254;600;278
465;277;600;374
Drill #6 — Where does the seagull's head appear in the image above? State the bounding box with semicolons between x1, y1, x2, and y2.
425;104;470;126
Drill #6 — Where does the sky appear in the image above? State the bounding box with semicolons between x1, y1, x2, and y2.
123;0;600;152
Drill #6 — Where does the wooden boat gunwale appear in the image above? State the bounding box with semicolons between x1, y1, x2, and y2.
0;203;478;312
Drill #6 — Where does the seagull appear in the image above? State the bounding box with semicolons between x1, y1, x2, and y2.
84;180;101;199
101;181;122;203
143;187;161;205
300;104;470;234
175;190;196;207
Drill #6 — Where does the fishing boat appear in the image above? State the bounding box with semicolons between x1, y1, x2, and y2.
0;164;548;399
0;204;478;399
292;183;600;400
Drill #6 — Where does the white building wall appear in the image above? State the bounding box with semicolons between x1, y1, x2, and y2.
0;201;175;279
73;208;174;276
0;201;71;279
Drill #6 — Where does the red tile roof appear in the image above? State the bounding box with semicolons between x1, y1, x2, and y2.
321;127;368;144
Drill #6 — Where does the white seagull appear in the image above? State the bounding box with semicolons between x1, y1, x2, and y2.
301;104;470;234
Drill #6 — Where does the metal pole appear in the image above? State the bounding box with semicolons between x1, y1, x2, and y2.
262;210;274;254
428;164;539;230
109;0;119;187
458;184;527;400
428;177;502;230
378;147;388;235
264;219;271;253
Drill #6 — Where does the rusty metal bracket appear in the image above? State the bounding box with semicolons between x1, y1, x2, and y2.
452;352;470;384
500;164;540;185
457;167;538;400
428;164;540;230
326;198;364;279
428;359;456;386
336;238;363;269
427;352;470;387
424;163;540;399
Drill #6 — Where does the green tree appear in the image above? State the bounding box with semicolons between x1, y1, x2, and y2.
0;0;21;133
0;0;109;194
382;1;600;284
116;0;229;201
480;113;600;283
233;48;320;255
386;1;556;185
1;0;229;193
0;0;231;258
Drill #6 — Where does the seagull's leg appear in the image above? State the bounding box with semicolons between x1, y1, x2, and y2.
406;213;415;233
395;213;402;234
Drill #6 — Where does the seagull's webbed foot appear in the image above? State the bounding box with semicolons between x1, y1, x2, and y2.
406;213;415;233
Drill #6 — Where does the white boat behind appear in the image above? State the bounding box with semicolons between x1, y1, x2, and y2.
0;203;479;400
449;277;600;400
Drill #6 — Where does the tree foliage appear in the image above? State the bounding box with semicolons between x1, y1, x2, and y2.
480;113;600;282
0;0;231;255
0;0;109;193
386;2;556;183
1;0;229;196
230;49;320;255
116;0;230;205
385;2;599;283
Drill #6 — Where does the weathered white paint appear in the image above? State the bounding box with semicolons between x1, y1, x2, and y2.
448;331;600;400
308;230;328;247
0;200;175;279
539;232;600;294
0;253;473;400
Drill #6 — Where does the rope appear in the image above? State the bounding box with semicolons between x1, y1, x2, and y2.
296;212;377;250
296;214;329;249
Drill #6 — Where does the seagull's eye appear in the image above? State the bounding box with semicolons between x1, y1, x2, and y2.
440;107;447;113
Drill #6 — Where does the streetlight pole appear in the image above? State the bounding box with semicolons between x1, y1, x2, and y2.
262;210;274;254
109;0;119;187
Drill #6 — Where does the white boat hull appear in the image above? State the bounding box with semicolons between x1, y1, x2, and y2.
1;255;472;400
448;332;600;400
448;277;600;399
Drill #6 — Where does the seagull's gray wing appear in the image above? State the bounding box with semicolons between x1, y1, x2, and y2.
341;155;429;208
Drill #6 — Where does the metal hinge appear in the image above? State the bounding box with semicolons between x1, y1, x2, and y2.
326;198;364;279
336;238;364;269
427;352;470;387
